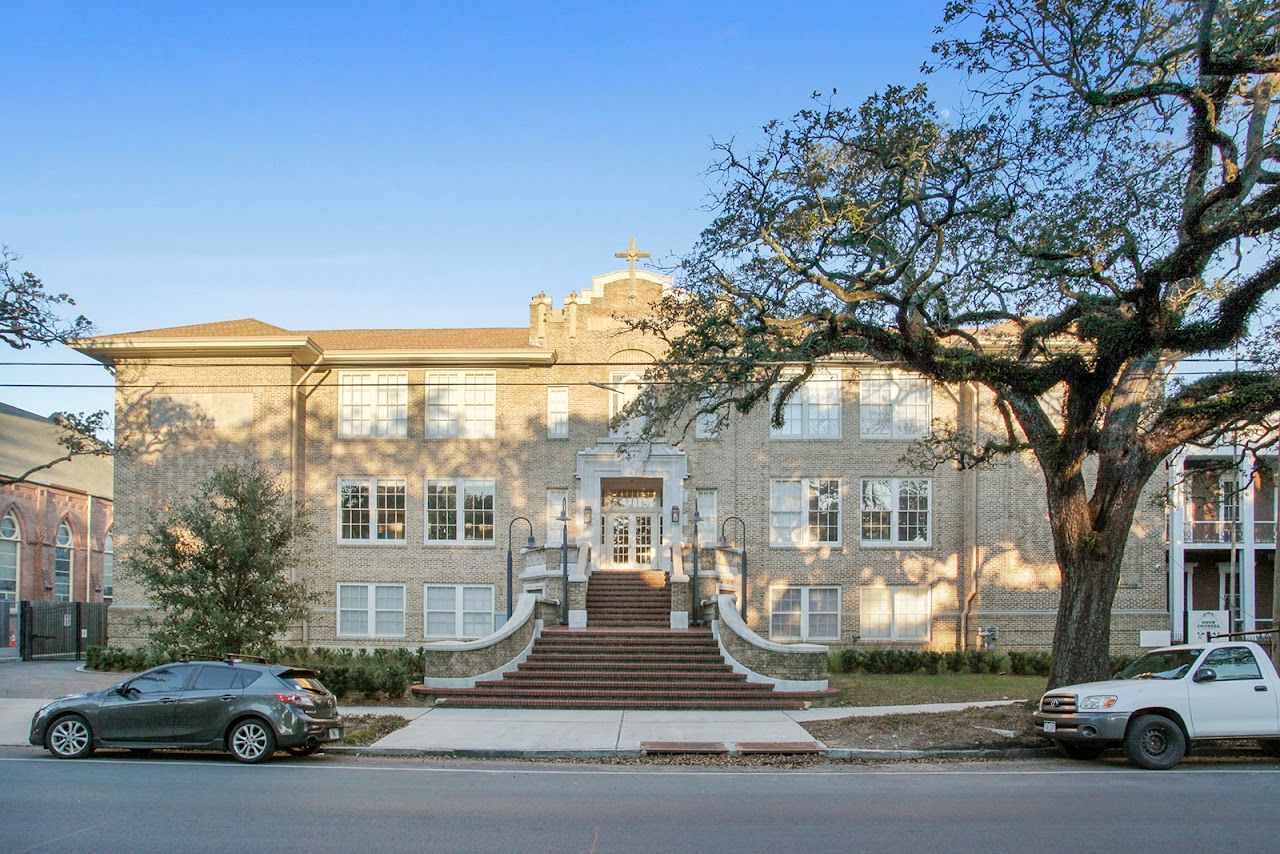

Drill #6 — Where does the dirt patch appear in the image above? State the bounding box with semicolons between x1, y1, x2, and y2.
803;701;1046;750
341;714;410;746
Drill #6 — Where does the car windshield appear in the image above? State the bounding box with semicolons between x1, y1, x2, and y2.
1116;648;1203;680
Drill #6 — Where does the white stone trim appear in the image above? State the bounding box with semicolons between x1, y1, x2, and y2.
711;619;828;693
717;594;828;655
669;611;689;630
420;593;549;688
579;269;673;305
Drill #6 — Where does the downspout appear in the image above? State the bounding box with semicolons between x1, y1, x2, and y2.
292;360;322;647
960;382;981;651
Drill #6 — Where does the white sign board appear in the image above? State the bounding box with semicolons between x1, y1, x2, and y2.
1139;630;1172;648
1189;610;1230;643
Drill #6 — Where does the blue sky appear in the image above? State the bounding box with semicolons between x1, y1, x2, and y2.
2;1;954;420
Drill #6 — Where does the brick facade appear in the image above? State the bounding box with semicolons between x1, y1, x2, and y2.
79;268;1172;654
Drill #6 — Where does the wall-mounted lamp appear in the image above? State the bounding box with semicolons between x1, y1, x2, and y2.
583;505;593;525
671;506;681;524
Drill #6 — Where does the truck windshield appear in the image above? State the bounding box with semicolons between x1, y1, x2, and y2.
1116;648;1203;680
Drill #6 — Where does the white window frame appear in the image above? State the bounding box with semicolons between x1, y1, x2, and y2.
426;372;496;439
769;478;842;548
424;584;496;639
859;478;932;547
547;386;569;439
424;477;496;545
694;392;721;439
768;585;842;642
695;489;718;547
608;370;647;438
102;530;113;600
859;373;931;439
337;477;408;544
546;489;568;547
54;521;73;603
770;369;843;440
859;585;931;642
338;371;408;438
336;583;406;638
0;511;19;603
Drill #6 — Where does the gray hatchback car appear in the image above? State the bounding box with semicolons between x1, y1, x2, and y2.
29;658;345;763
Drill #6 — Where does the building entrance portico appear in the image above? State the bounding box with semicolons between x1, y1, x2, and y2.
600;480;662;569
576;441;688;574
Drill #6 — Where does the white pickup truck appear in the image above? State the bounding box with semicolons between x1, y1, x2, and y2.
1033;640;1280;769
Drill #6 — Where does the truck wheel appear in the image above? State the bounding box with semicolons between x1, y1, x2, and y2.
1123;714;1185;770
1260;739;1280;757
1057;741;1107;761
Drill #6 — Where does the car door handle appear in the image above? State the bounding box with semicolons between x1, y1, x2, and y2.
161;697;176;704
1255;685;1268;692
220;695;236;701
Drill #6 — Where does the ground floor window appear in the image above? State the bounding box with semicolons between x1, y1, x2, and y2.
769;585;841;641
425;584;495;638
859;585;931;641
337;583;406;638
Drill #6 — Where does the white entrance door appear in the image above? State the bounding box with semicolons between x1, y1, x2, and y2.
605;513;657;568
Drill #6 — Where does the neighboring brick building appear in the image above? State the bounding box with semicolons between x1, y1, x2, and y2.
0;402;115;613
75;258;1185;654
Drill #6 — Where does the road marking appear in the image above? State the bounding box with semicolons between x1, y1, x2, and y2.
3;755;1280;777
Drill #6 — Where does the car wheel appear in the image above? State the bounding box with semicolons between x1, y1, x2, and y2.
46;714;95;759
1123;714;1186;770
1057;741;1107;761
285;744;321;757
228;718;276;764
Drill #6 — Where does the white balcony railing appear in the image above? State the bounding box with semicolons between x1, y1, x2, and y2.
1183;519;1277;544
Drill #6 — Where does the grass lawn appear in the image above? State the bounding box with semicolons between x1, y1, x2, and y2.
829;672;1048;707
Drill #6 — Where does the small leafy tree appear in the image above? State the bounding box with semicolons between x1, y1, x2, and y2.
129;463;314;655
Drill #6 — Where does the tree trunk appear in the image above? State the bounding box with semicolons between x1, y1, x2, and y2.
1048;556;1124;689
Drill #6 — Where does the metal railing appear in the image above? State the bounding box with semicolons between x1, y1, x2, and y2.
1184;519;1278;544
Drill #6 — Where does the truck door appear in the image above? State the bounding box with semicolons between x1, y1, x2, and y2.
1186;646;1280;736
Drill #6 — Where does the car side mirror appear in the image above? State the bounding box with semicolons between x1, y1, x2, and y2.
1192;667;1217;683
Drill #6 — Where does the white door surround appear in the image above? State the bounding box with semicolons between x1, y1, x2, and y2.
576;440;689;573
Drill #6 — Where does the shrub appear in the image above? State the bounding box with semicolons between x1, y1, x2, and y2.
835;647;1056;676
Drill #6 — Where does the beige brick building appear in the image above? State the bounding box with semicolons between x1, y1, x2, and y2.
76;262;1198;654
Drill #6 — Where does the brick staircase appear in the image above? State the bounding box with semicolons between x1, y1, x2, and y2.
427;570;820;710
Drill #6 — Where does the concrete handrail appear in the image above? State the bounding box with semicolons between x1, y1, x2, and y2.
710;593;829;691
422;592;558;688
715;594;827;655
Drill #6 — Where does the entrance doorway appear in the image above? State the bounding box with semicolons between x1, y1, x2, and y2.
600;480;663;569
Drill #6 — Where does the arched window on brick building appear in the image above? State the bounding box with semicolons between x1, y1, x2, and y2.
55;522;73;602
0;512;19;602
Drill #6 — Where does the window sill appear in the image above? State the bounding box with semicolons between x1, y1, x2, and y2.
336;434;410;441
768;543;844;550
337;540;409;547
423;541;497;548
858;541;932;549
336;633;408;640
768;436;844;442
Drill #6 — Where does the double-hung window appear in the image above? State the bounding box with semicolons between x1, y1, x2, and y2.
608;370;646;438
770;369;842;439
546;489;568;546
0;512;19;602
426;478;495;544
425;584;495;638
769;586;841;641
547;387;569;438
102;531;113;599
769;479;841;547
695;489;718;547
694;393;721;439
859;373;931;438
338;478;407;543
859;586;931;641
339;372;408;437
54;522;72;602
860;478;931;546
427;372;496;439
337;583;405;638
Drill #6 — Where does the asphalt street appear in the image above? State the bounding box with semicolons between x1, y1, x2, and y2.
3;749;1278;853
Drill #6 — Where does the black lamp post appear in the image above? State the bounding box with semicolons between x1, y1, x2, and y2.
721;516;747;619
557;498;570;625
506;517;535;620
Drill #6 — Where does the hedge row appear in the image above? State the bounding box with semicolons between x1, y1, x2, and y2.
832;648;1135;677
85;645;426;701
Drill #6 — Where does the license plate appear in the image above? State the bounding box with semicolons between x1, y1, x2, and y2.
1043;721;1056;733
328;728;341;740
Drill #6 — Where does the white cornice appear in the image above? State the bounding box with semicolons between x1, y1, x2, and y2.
320;349;556;366
72;336;323;364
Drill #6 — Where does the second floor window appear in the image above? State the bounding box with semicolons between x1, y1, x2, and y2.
339;478;407;542
859;374;931;439
426;478;495;544
547;386;569;439
0;512;19;602
860;478;931;546
55;521;72;602
770;478;841;547
770;369;842;439
427;372;496;439
339;372;407;437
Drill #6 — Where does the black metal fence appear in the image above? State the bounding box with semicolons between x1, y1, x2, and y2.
17;601;109;661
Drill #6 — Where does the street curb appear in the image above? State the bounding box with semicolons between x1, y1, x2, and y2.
322;744;1060;761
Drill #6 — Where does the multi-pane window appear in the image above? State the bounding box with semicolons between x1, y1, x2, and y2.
338;478;407;542
770;369;842;439
769;586;841;641
860;478;931;545
769;479;841;547
338;372;408;437
426;479;495;544
859;374;931;438
337;583;405;637
547;387;569;439
859;586;931;641
546;489;568;546
694;393;721;439
54;521;72;602
102;531;113;600
425;584;495;638
0;512;18;602
427;372;496;439
695;490;718;547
